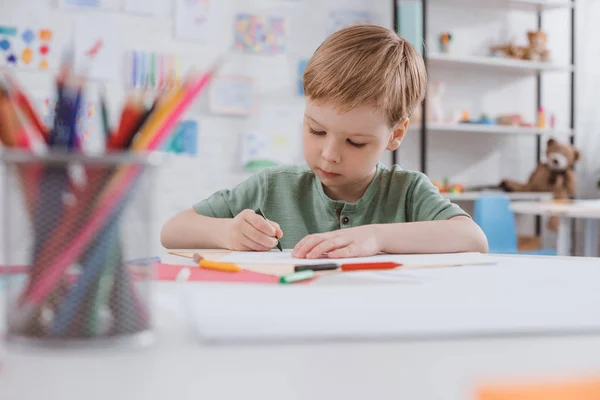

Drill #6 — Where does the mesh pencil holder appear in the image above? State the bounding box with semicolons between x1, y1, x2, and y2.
1;150;161;349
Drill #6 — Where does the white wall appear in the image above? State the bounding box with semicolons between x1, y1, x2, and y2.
0;0;392;259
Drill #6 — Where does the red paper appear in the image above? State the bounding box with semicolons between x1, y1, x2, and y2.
155;263;280;284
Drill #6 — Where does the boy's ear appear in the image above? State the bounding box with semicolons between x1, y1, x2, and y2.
386;118;409;151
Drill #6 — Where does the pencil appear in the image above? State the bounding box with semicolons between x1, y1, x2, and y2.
255;208;283;251
199;259;240;273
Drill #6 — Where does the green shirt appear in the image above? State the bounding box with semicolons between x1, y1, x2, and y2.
193;163;470;249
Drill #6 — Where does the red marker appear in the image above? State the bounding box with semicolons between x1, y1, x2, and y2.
340;262;402;272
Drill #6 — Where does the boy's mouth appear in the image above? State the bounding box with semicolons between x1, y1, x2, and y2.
317;168;341;178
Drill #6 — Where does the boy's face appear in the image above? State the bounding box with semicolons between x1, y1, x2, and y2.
303;99;406;192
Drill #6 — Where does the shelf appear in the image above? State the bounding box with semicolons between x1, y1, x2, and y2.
411;123;572;137
428;53;573;73
427;0;573;11
442;191;553;201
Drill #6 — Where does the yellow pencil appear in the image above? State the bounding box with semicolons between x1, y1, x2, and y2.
199;259;241;273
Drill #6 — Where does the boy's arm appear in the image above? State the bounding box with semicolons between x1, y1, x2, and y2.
160;209;231;249
377;216;488;254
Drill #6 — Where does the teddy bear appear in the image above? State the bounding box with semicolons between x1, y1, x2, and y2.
523;30;551;62
500;137;580;231
490;29;550;62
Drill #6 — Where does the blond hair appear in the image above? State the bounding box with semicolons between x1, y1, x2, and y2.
302;24;427;127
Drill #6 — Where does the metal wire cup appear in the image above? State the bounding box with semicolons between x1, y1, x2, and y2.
1;150;161;349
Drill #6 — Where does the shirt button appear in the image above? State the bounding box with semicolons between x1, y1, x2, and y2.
342;216;350;225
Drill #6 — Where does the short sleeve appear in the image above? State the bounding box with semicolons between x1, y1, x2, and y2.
407;173;471;222
192;170;268;218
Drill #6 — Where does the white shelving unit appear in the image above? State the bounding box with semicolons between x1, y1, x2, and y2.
442;191;553;201
427;52;573;74
410;123;573;137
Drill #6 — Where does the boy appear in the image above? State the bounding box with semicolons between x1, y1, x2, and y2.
161;24;488;258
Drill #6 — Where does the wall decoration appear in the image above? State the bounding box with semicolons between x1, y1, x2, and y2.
209;76;254;116
73;15;122;81
175;0;222;42
297;59;308;95
327;10;375;35
0;25;53;69
234;13;285;54
123;0;170;16
58;0;102;9
163;120;198;155
126;50;183;90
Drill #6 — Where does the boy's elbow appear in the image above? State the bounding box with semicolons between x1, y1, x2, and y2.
469;222;489;253
160;219;177;249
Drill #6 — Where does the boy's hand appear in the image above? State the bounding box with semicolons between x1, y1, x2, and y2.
292;225;380;259
227;209;283;251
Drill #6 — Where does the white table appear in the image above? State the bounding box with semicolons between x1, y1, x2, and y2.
2;254;600;400
510;200;600;257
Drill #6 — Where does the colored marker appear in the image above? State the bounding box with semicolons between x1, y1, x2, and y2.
340;262;402;272
280;270;315;284
294;263;339;272
255;208;282;251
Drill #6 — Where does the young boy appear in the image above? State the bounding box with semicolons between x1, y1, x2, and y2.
161;24;488;258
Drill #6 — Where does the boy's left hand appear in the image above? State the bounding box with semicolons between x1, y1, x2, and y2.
292;225;380;259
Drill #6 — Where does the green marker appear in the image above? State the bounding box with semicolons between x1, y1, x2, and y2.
280;270;315;284
255;208;283;251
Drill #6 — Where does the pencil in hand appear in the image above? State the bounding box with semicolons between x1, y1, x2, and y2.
255;208;283;251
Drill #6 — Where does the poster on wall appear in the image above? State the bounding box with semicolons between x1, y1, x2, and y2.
163;120;198;156
209;76;255;116
73;15;122;81
58;0;103;9
241;104;303;171
126;50;183;90
234;13;286;54
0;25;54;70
327;10;375;35
174;0;222;42
123;0;171;16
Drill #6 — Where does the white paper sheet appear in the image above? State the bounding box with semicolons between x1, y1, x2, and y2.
218;250;494;266
73;15;122;81
174;0;222;42
123;0;171;16
184;256;600;343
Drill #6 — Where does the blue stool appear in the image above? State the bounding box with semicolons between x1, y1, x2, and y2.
473;195;557;255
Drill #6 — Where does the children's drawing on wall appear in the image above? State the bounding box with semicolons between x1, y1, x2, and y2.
163;120;198;156
0;25;53;70
126;51;183;90
327;10;375;35
58;0;103;9
209;76;255;116
73;15;122;81
123;0;170;16
297;59;308;95
175;0;222;42
234;13;286;54
241;105;303;171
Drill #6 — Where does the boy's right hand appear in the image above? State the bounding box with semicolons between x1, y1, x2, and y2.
226;209;283;251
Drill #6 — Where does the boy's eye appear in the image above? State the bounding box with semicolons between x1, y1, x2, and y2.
347;139;366;148
309;127;326;136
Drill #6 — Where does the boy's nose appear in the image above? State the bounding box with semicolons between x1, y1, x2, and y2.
321;141;341;164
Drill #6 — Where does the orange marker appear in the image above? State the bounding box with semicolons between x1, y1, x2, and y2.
340;262;402;272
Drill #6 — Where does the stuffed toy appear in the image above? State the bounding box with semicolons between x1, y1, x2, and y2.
490;30;550;62
500;138;580;231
